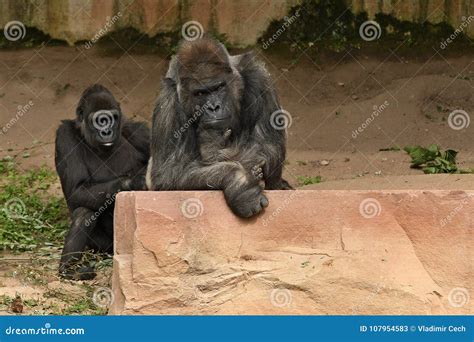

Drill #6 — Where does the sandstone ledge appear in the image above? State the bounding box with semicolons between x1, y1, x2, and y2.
110;190;473;315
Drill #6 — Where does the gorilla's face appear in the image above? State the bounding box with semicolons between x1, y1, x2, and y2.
80;92;122;149
180;63;244;132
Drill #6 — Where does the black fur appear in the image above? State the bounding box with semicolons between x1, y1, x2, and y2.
55;84;149;280
148;38;290;218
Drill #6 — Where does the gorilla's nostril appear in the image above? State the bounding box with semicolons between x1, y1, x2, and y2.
100;130;113;138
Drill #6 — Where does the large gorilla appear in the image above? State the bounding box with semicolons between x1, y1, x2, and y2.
148;37;291;218
55;84;149;280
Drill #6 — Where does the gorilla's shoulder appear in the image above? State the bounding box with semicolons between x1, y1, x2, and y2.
55;120;83;158
56;120;79;140
233;52;270;79
233;52;272;94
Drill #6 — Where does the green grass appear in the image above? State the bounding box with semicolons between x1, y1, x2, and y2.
46;287;107;315
1;289;108;315
297;175;322;186
0;159;68;251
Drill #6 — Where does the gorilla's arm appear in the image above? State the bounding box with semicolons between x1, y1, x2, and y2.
235;53;287;189
122;120;150;190
55;121;128;211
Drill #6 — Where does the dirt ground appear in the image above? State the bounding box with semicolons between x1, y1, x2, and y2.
0;44;473;314
1;46;473;184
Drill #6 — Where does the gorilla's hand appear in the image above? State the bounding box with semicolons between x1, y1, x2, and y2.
129;172;147;190
59;265;96;281
121;172;147;191
224;168;268;218
251;160;265;181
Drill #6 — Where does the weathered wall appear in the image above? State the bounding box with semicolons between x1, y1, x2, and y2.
0;0;295;46
352;0;474;38
0;0;473;46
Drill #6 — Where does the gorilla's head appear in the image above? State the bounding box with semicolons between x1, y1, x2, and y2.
174;38;244;131
76;84;122;149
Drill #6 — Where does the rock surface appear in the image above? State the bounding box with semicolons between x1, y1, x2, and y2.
110;190;473;315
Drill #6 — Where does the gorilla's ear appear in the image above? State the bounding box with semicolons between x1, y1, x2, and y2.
165;56;179;82
230;52;255;73
162;77;177;89
229;53;245;70
76;97;86;122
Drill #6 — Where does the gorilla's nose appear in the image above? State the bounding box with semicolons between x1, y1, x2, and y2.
205;102;223;120
99;129;114;143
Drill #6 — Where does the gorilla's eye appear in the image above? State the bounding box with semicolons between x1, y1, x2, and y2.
193;82;226;97
194;90;206;97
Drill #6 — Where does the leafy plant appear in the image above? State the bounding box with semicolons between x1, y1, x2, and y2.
403;144;472;174
259;0;472;57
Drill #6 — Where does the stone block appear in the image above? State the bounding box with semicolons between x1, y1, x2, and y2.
110;190;473;315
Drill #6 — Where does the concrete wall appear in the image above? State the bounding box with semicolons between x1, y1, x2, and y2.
0;0;473;46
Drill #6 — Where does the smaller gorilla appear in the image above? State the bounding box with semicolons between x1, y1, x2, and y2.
55;84;149;280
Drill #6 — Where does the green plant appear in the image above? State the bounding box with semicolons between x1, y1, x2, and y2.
259;0;473;56
0;160;68;251
404;144;473;174
297;175;322;186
